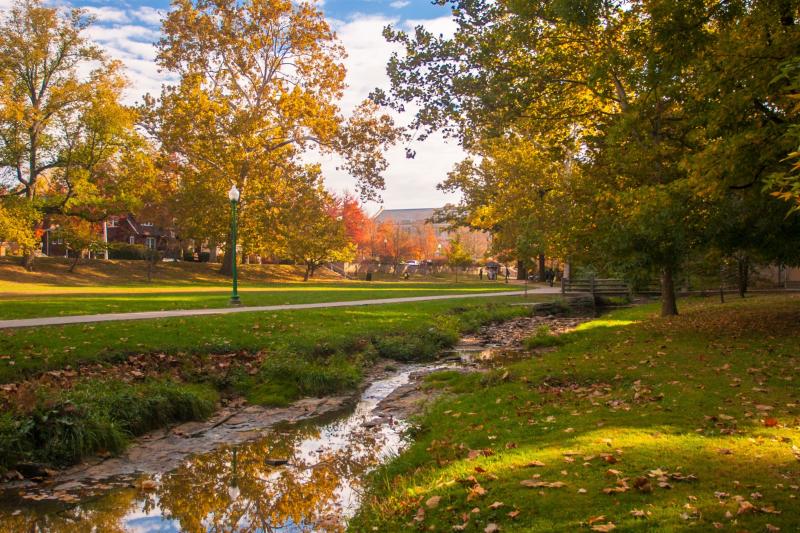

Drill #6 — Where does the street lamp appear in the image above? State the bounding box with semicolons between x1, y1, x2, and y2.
228;185;241;306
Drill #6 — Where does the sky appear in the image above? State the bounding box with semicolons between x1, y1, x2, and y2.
2;0;467;212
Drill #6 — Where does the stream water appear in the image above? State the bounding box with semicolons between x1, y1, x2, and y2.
0;364;447;532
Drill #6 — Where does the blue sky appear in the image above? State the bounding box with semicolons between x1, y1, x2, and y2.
0;0;463;210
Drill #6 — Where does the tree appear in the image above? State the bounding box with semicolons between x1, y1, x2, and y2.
278;178;354;281
0;0;154;269
153;0;399;276
446;235;473;282
377;0;800;316
51;217;107;273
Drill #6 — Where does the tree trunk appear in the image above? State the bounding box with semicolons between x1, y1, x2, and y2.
220;240;233;276
304;263;311;281
68;252;80;273
538;253;546;282
737;256;748;298
660;266;679;317
208;239;218;263
516;260;527;281
22;249;36;271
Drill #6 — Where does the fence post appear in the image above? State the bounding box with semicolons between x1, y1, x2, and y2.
590;276;596;299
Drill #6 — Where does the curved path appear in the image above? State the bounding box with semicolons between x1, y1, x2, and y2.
0;287;560;329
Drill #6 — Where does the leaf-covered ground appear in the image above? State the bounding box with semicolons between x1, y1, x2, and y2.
351;295;800;532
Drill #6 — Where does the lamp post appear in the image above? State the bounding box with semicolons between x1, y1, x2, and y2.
228;185;241;306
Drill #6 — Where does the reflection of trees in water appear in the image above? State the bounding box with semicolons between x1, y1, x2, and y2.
0;489;139;533
0;414;395;532
155;418;390;532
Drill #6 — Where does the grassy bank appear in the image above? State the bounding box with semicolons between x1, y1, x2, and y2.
351;295;800;532
0;296;535;470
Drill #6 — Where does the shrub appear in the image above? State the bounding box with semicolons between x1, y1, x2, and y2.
109;243;149;260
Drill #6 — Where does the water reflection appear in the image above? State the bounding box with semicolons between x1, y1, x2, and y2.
0;370;414;532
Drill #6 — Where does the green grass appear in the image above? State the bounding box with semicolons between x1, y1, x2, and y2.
0;295;538;384
522;324;565;349
350;295;800;532
0;281;520;320
0;380;218;468
0;296;540;469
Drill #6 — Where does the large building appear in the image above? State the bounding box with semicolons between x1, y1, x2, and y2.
372;207;450;243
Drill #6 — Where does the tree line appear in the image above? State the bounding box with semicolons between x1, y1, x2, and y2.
0;0;400;275
374;0;800;315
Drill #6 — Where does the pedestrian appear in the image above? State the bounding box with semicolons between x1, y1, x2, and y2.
504;267;509;283
479;268;483;280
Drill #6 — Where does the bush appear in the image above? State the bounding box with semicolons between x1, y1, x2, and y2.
109;243;149;260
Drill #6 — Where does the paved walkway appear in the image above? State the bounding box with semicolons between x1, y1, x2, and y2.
0;287;561;330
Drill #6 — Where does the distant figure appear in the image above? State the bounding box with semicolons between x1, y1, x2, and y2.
479;268;483;280
504;267;509;283
403;271;410;280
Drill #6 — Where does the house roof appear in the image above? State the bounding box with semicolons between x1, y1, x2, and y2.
373;208;444;225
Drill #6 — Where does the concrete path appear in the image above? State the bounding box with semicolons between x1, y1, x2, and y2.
0;287;561;330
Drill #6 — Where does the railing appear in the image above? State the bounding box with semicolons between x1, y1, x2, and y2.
561;277;630;297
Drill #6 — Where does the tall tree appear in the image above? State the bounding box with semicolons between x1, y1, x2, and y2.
0;0;154;269
154;0;399;275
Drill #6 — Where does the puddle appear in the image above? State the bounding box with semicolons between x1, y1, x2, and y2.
0;366;441;532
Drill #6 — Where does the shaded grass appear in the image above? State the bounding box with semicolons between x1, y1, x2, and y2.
522;324;565;349
350;295;800;532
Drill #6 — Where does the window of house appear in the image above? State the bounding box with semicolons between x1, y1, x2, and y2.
129;236;135;245
146;237;156;249
141;222;154;227
107;218;118;227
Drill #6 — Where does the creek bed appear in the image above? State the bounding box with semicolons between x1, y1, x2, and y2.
0;314;591;531
0;363;449;532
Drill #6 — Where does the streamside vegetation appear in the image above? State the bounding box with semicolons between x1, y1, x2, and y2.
0;298;531;470
351;295;800;531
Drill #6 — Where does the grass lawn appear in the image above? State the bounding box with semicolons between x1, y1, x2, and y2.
0;281;521;320
351;295;800;532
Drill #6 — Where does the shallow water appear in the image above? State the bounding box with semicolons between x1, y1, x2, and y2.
0;367;432;532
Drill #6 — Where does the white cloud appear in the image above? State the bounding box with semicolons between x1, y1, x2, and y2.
389;0;410;8
315;13;464;210
83;6;129;23
131;6;164;26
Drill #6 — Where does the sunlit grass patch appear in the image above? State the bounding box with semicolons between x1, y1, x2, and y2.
351;295;800;532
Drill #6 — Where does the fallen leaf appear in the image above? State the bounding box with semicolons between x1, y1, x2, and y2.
488;501;504;510
520;480;566;488
507;510;520;519
591;523;616;532
426;496;441;509
630;509;646;518
525;460;546;467
484;523;500;533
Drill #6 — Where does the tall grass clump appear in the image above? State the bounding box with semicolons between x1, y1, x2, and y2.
0;379;218;470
